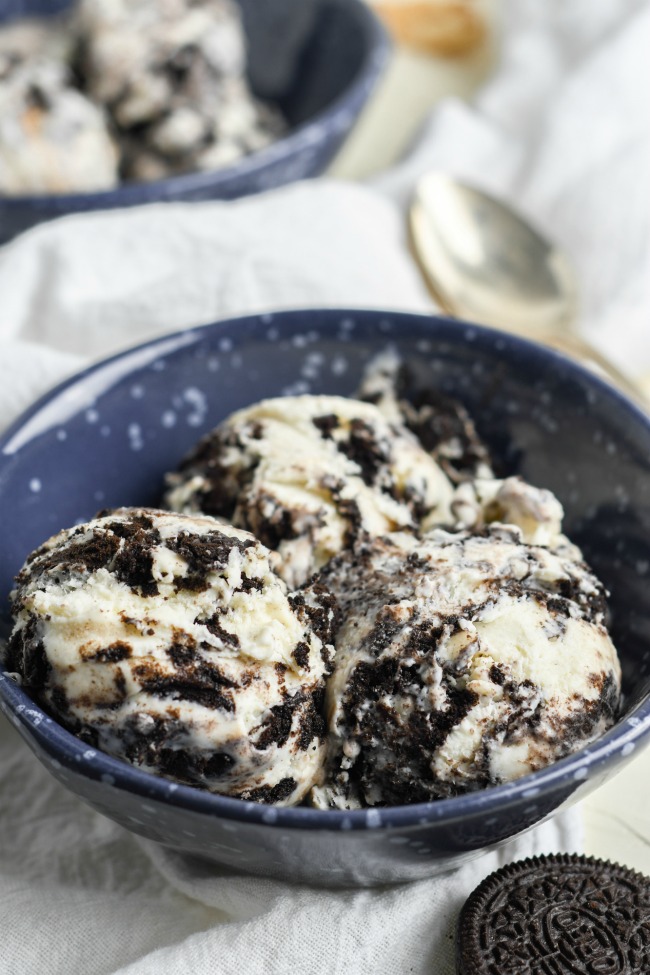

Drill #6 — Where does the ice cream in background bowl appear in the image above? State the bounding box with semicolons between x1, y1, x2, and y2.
0;0;389;243
1;309;649;886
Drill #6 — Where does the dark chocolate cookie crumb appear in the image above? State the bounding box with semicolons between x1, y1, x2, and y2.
167;529;254;591
313;414;340;438
457;854;650;975
241;777;297;804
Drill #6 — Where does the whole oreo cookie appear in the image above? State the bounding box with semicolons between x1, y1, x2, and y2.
457;853;650;975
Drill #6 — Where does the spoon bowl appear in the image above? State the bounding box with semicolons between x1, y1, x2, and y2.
410;171;645;408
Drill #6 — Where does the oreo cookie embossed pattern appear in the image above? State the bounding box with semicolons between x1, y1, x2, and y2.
457;854;650;975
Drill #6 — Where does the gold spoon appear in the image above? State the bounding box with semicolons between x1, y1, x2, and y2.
409;172;646;408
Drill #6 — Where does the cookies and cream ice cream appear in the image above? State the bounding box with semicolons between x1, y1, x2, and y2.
4;368;624;810
164;394;455;587
311;525;621;809
0;0;284;194
448;475;578;552
76;0;285;182
6;507;337;805
357;348;494;483
0;19;119;194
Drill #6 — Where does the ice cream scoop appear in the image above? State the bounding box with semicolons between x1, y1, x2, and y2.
0;23;118;195
76;0;284;181
6;508;337;805
311;525;621;809
448;474;577;551
164;394;455;587
357;347;494;483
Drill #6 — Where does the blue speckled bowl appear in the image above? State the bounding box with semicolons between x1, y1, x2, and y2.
0;0;389;244
1;309;650;887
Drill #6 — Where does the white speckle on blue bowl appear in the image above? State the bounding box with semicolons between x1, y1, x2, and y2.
130;384;145;400
522;787;541;799
161;410;176;429
56;429;67;441
101;774;115;785
365;809;381;828
261;313;274;325
266;327;279;341
94;490;105;502
218;338;233;353
291;333;309;348
82;749;96;760
29;478;41;493
340;818;353;831
621;742;636;757
207;356;220;372
262;808;278;825
331;356;348;377
151;359;166;372
85;408;99;424
282;380;311;396
572;766;589;781
128;423;144;451
183;388;208;427
100;425;111;437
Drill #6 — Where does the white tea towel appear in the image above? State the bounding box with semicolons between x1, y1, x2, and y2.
0;716;580;975
2;0;649;972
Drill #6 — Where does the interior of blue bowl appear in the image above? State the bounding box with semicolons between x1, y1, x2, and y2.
1;310;649;829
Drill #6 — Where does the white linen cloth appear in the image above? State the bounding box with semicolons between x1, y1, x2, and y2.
2;0;648;971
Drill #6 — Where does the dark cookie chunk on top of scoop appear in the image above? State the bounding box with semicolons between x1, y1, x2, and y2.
457;853;650;975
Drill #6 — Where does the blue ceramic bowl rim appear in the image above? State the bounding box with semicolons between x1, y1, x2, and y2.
1;308;650;832
0;0;389;210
